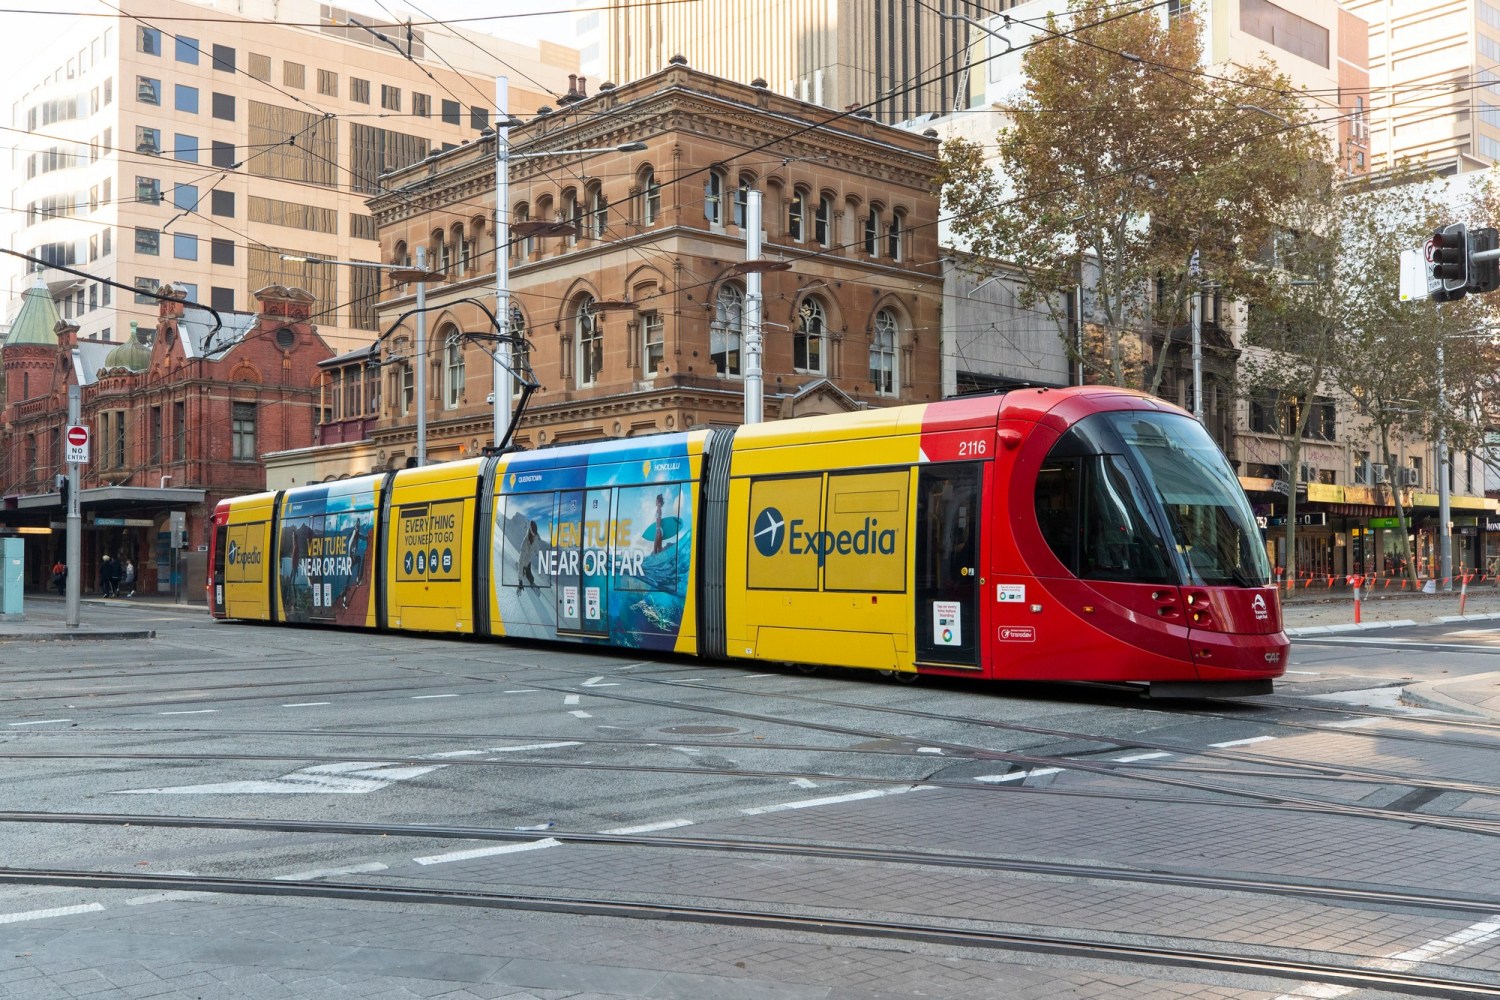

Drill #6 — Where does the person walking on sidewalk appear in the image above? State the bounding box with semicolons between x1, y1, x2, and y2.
123;559;136;597
51;559;66;597
98;555;114;597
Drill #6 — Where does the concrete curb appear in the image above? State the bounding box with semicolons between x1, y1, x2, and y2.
0;629;156;642
1287;620;1417;637
1400;672;1500;719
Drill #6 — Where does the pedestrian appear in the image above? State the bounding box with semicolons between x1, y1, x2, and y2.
98;554;113;597
51;559;66;597
123;558;136;597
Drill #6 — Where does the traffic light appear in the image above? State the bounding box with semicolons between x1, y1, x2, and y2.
1471;226;1500;294
1431;223;1469;301
54;474;68;511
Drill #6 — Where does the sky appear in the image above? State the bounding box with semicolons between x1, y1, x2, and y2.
0;0;580;105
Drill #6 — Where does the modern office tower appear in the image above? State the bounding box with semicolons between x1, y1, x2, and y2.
7;0;576;354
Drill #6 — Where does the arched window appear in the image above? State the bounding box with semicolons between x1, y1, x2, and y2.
442;325;464;408
704;168;726;225
535;195;554;252
392;240;410;268
815;194;833;247
561;189;580;247
795;297;825;374
434;230;451;275
788;188;806;241
587;183;608;239
733;174;753;228
887;211;904;261
640;166;661;225
513;203;531;259
575;296;603;386
711;283;744;377
508;305;531;395
870;309;898;397
864;208;879;256
451;223;467;274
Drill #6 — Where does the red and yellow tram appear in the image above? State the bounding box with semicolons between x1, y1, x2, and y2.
210;386;1286;696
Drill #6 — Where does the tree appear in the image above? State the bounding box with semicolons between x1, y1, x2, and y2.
937;0;1329;393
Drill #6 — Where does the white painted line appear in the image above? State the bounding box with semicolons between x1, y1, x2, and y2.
159;710;217;716
1272;915;1500;1000
742;673;776;679
581;677;619;687
7;719;72;727
275;862;388;881
600;819;694;835
412;694;458;700
1322;718;1376;729
1209;736;1277;748
791;778;819;789
487;741;581;753
414;837;560;866
283;702;330;707
504;689;538;693
125;891;215;906
917;747;944;755
564;694;580;705
741;785;931;815
1113;752;1173;763
0;902;104;924
568;710;593;719
429;750;488;758
974;768;1063;784
1284;670;1321;676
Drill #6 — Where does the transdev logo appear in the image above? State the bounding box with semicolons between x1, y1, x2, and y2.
753;507;786;557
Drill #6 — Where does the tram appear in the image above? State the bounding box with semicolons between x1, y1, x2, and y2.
210;386;1286;696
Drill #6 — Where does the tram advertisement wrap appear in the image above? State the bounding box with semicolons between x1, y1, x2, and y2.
277;480;376;626
397;501;463;581
492;454;694;650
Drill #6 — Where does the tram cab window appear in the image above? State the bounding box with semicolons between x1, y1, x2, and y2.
1034;438;1173;585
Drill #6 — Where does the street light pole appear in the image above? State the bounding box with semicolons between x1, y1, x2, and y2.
412;245;430;467
65;383;80;627
744;191;763;424
1438;339;1452;590
494;75;512;448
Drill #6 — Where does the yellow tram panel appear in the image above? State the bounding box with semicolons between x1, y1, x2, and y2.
219;491;276;622
384;458;485;634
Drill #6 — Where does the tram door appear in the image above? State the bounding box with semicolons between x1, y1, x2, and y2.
914;464;981;667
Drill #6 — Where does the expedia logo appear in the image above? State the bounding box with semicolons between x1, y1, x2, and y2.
226;540;262;566
754;507;898;566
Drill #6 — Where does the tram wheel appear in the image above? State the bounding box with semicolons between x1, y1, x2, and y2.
793;663;821;675
879;669;921;684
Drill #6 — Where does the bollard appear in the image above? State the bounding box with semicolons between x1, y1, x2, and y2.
1460;573;1470;616
1347;574;1363;624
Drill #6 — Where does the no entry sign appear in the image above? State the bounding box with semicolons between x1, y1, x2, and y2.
65;424;89;464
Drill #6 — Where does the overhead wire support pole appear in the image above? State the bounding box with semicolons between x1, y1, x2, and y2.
65;384;80;627
494;76;512;449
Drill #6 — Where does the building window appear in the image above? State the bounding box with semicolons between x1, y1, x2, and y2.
788;190;805;241
469;105;488;130
176;36;199;63
173;183;198;210
815;195;832;246
642;310;664;374
136;76;160;105
284;61;305;89
211;44;235;73
135;227;160;255
211;92;235;120
712;284;743;377
588;184;608;239
317;69;337;97
134;277;159;304
381;84;400;111
443;329;464;408
576;298;603;386
641;167;660;225
795;297;826;373
173;133;197;162
111;410;126;468
513;204;532;258
441;98;460;124
210;238;234;265
704;169;725;225
149;405;162;463
561;190;580;247
510;310;531;395
231;402;256;460
401;363;414;414
871;309;898;396
733;176;752;228
211;140;235;168
173;401;185;460
210;189;234;217
247;52;269;81
174;84;198;113
136;126;161;155
137;176;160;204
137;26;160;55
351;77;370;103
888;212;904;261
210;286;233;311
350;263;378;330
413;92;430;117
864;209;879;256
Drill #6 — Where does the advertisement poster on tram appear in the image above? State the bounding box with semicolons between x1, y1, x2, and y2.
492;446;694;650
277;480;377;626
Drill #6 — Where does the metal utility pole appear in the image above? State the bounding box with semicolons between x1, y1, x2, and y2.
1438;339;1452;590
66;384;80;626
494;75;512;446
1190;289;1203;421
744;191;764;425
413;245;429;467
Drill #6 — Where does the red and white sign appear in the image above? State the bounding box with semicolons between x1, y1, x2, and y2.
997;626;1036;642
64;424;89;464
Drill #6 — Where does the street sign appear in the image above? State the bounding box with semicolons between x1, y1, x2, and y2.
64;424;89;464
1399;247;1431;301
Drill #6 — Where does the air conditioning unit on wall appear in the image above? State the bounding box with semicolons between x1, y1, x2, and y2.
1371;463;1390;484
1400;467;1421;487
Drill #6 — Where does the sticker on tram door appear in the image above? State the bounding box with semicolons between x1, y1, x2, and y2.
998;626;1036;642
933;601;962;646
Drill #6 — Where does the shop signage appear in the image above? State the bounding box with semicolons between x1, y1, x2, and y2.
1266;513;1328;527
93;517;155;527
1483;519;1500;532
1369;516;1407;529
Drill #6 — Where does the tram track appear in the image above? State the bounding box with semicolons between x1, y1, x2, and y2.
0;864;1493;998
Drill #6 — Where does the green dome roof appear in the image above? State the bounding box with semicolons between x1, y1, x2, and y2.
3;279;62;348
102;322;153;372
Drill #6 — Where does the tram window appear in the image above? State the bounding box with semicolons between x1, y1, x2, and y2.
1078;457;1173;584
1034;461;1079;574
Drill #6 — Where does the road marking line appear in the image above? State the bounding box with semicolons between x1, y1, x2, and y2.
564;694;580;705
7;719;72;726
1284;670;1321;675
275;862;388;881
569;710;593;719
429;750;488;758
974;768;1063;783
412;694;458;700
1272;915;1500;1000
125;891;214;906
1322;718;1376;729
1112;752;1173;762
414;838;560;866
503;689;538;693
283;702;330;707
1209;736;1277;748
600;819;694;835
159;710;217;715
917;747;944;755
487;741;581;753
0;903;104;924
741;786;931;815
581;677;619;687
791;778;819;788
742;673;776;679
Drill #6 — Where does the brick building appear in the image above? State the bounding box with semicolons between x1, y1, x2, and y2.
269;60;944;481
0;280;330;597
